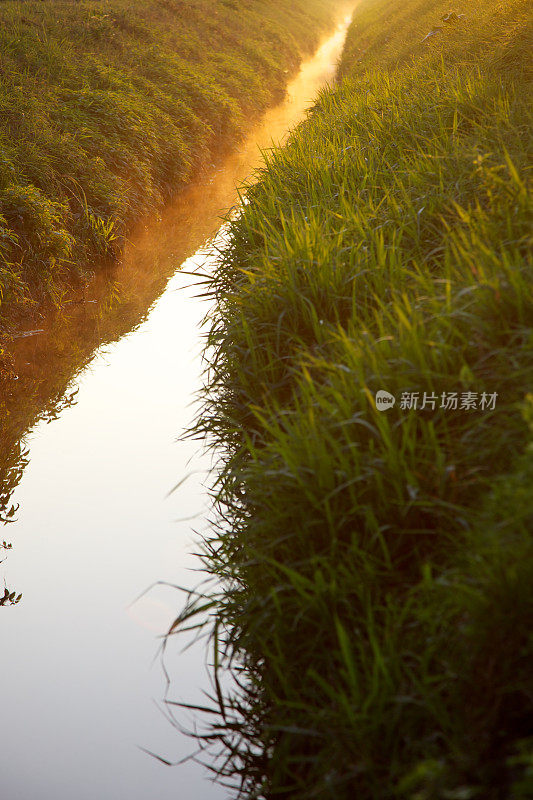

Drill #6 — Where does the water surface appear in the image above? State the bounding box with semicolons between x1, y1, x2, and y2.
0;15;352;800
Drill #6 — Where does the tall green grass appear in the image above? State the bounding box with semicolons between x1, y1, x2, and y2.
0;0;335;327
180;0;533;795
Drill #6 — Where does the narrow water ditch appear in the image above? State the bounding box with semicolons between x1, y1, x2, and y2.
0;14;353;799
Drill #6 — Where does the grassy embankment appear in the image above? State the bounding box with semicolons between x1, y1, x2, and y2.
182;0;533;796
0;0;336;335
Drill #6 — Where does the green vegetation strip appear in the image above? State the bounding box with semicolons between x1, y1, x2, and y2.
0;0;334;326
183;0;533;796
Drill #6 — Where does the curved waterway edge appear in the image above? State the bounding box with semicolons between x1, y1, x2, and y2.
0;12;354;800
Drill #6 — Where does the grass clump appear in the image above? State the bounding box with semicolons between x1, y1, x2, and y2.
0;0;335;326
183;0;533;796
